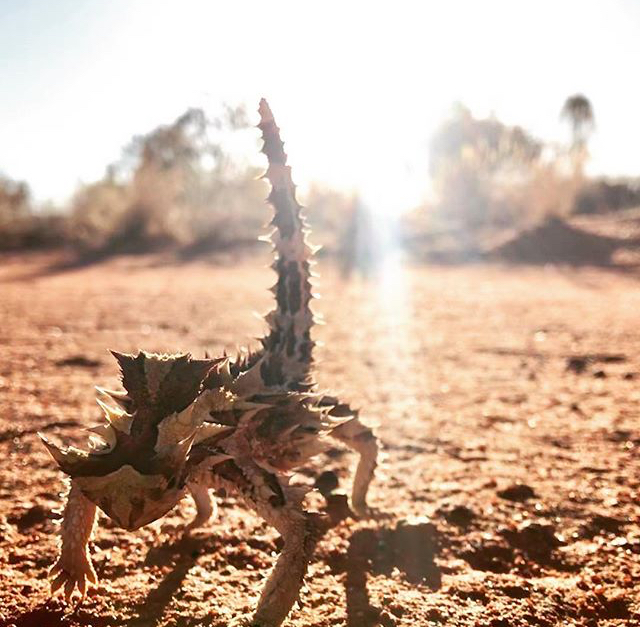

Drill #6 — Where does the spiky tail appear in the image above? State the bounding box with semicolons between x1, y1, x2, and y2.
234;100;317;393
258;98;317;390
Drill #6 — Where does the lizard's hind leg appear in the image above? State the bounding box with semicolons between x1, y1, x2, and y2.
329;413;378;517
183;482;217;535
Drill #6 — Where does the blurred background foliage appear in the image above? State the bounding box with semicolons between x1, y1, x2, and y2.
2;94;640;267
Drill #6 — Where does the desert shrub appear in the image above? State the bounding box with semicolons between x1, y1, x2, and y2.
488;159;581;228
0;175;67;250
573;178;640;215
0;212;68;251
67;106;268;255
67;177;129;251
428;105;580;234
0;175;29;220
3;106;355;258
0;175;30;248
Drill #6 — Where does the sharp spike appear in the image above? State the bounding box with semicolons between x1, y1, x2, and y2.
109;349;133;364
38;433;67;465
193;423;234;445
154;433;195;465
155;403;202;449
96;398;133;434
95;386;128;399
38;433;88;472
95;386;131;410
86;424;117;453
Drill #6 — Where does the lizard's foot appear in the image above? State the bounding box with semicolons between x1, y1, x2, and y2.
49;553;97;603
228;612;270;627
181;515;212;537
352;502;389;520
181;522;201;538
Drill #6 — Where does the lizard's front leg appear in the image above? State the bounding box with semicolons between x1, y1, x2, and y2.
252;506;327;627
209;458;329;627
50;480;98;602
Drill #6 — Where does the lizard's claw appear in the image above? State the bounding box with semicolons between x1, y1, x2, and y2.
49;554;97;604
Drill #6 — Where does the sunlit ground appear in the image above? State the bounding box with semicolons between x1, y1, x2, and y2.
1;255;639;625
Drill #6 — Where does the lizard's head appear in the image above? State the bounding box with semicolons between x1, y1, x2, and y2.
40;350;219;530
74;462;189;530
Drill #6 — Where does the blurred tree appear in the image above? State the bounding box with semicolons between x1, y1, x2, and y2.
561;94;595;152
430;104;541;178
561;94;594;177
0;175;32;247
0;174;67;250
429;105;543;232
0;174;30;221
69;104;266;253
68;178;129;251
302;184;357;254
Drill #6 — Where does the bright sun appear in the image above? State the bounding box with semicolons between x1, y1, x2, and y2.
2;0;640;205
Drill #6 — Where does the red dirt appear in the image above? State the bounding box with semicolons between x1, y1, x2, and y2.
0;253;639;626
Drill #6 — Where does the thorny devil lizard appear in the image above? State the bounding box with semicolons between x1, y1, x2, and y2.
39;99;378;627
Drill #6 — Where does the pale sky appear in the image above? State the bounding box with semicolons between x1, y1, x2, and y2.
1;0;639;212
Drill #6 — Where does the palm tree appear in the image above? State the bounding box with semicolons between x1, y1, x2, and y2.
561;94;594;175
561;94;595;150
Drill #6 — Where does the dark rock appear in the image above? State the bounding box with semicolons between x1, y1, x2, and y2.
501;521;562;554
315;470;339;497
10;504;48;531
500;583;531;599
567;357;588;374
590;514;625;533
55;355;101;368
378;610;397;627
439;504;476;527
462;539;514;573
497;483;536;502
325;492;352;524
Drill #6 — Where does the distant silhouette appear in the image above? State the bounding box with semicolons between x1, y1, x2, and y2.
338;200;382;279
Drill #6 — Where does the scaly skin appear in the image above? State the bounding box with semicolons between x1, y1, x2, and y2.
41;99;378;626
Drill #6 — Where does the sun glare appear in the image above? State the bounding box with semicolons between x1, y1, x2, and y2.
3;0;639;206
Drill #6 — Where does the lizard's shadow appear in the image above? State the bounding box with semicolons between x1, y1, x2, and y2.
124;519;441;627
328;521;442;627
8;603;111;627
127;535;209;627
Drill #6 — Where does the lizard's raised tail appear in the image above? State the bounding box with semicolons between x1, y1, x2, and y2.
233;99;318;393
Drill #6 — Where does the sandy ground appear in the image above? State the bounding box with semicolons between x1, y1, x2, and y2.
0;252;638;626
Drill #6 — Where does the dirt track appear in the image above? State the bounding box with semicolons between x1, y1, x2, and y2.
0;253;639;626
